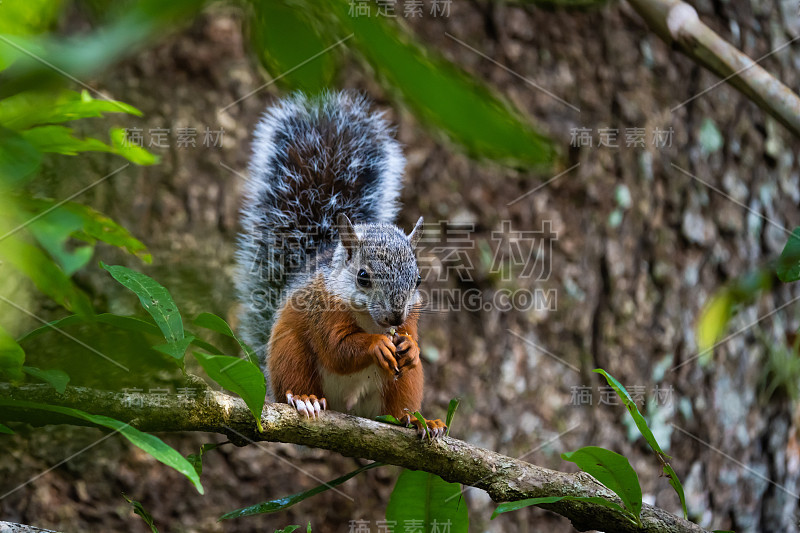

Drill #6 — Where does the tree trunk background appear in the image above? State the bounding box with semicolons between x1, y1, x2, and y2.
2;1;800;532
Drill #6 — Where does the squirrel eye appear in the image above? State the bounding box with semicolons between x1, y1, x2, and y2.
415;274;422;288
357;269;371;288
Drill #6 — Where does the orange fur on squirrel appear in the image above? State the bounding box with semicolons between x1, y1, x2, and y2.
268;275;424;421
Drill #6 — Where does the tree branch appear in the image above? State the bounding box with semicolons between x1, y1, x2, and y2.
1;384;707;533
628;0;800;138
0;522;61;533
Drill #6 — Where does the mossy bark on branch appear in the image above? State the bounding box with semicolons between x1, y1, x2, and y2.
1;384;708;533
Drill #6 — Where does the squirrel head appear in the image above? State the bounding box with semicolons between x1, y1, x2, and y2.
329;213;423;330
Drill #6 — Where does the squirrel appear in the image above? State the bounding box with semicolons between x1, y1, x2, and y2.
235;91;446;438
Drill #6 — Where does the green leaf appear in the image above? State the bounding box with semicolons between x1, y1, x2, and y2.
193;312;258;365
16;124;157;165
27;207;94;276
22;124;113;154
18;313;159;343
7;197;150;280
186;442;222;476
22;366;69;393
593;369;687;518
333;6;555;167
186;336;226;356
777;227;800;283
122;493;159;533
0;399;203;493
0;235;93;316
694;269;771;363
17;312;224;354
594;370;661;451
0;126;42;187
445;398;460;436
413;410;430;439
0;90;142;131
375;414;402;425
561;446;642;519
663;463;687;520
102;264;185;343
274;527;300;533
0;3;62;70
0;0;203;100
248;1;336;92
491;495;629;520
153;335;195;363
220;462;383;519
109;127;159;165
728;268;772;300
0;0;63;37
193;352;266;431
0;324;25;380
386;470;469;532
0;36;25;75
0;422;14;434
57;200;150;262
696;289;733;359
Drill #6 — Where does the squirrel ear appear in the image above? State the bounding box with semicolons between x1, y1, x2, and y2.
407;216;424;249
337;213;358;258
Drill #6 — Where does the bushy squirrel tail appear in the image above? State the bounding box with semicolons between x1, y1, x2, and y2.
234;91;406;362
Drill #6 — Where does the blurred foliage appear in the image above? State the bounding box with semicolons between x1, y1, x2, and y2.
0;0;596;524
696;227;800;358
758;332;800;402
247;1;337;92
0;0;566;391
0;0;165;394
696;226;800;403
696;269;774;364
777;227;800;283
0;0;62;39
0;398;204;492
0;324;25;381
386;469;469;532
219;462;384;519
0;0;204;98
244;0;556;167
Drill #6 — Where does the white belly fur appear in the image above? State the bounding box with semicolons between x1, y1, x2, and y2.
321;366;383;418
321;310;387;417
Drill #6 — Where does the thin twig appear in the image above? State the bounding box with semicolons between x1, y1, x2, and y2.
628;0;800;137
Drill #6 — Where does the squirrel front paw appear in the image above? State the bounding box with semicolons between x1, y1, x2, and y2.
392;333;420;371
369;335;398;374
286;390;327;419
400;414;447;440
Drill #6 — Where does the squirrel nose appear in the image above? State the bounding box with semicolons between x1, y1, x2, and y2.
387;312;405;326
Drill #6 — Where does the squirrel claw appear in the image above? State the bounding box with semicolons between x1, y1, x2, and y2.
370;335;398;375
400;414;447;440
286;391;326;419
392;334;420;371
